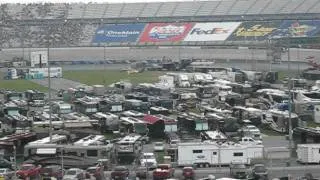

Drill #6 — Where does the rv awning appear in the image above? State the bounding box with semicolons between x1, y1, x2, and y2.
143;115;161;125
36;148;56;155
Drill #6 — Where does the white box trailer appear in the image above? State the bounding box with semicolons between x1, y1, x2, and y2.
297;144;320;163
28;67;62;78
177;141;264;167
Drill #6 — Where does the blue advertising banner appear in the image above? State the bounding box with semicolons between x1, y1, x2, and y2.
269;20;320;39
92;23;146;43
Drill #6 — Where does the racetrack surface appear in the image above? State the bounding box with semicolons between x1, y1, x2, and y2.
1;47;319;63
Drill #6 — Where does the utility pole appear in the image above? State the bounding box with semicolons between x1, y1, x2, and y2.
47;32;52;143
61;146;64;176
287;34;293;160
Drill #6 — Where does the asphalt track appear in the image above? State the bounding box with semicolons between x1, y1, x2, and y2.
1;47;320;63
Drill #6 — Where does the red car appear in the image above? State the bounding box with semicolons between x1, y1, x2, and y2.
153;164;175;180
182;167;195;180
111;166;129;180
16;164;41;179
86;165;104;180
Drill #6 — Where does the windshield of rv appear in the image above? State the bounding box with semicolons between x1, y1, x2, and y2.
220;87;232;92
65;170;77;175
0;169;7;173
254;165;266;172
21;165;33;171
155;142;163;146
144;155;155;159
303;92;320;99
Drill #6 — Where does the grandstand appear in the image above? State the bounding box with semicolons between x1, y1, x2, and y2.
0;0;319;48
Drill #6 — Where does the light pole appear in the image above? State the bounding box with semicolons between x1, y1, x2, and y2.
13;145;17;179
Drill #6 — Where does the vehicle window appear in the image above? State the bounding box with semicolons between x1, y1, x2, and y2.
193;150;202;153
0;169;6;173
213;152;217;155
144;155;155;159
21;165;33;170
254;166;266;172
115;167;126;171
87;150;98;157
233;152;243;157
65;170;77;175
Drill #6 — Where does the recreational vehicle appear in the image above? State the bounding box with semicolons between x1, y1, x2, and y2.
262;109;299;133
92;112;119;132
116;134;143;163
51;101;72;115
120;117;148;135
177;141;264;167
27;67;62;78
74;96;100;115
177;113;209;133
297;144;320;164
24;135;113;168
3;91;23;102
24;90;45;107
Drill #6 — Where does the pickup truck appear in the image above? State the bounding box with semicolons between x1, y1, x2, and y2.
153;164;175;180
16;164;41;179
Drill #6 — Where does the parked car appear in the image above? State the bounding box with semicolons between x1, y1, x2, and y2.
16;164;41;179
0;168;14;179
252;164;268;179
230;161;248;179
140;152;157;169
153;164;175;180
111;166;129;180
86;166;104;180
154;142;165;152
135;166;148;179
63;168;85;180
0;159;12;169
182;167;195;180
40;165;64;180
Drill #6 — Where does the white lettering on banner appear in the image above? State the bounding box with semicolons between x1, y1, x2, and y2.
184;22;241;41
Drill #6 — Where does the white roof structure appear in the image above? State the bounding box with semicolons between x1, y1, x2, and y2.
29;134;67;145
118;134;141;144
74;135;105;146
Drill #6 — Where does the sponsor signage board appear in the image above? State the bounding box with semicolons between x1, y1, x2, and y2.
183;22;241;41
139;23;193;42
228;21;280;41
92;23;146;43
270;20;320;39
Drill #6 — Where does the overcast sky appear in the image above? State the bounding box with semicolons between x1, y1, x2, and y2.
0;0;205;4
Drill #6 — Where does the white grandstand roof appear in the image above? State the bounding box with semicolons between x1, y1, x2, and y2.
2;0;207;4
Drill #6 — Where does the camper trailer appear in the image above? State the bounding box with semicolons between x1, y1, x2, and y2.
116;134;143;163
177;141;264;167
92;112;119;132
74;96;100;115
297;144;320;164
51;101;72;115
24;135;113;168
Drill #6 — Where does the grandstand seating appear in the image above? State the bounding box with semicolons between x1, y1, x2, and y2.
0;0;318;48
261;0;290;15
103;3;124;18
212;0;236;16
155;2;178;17
195;1;220;16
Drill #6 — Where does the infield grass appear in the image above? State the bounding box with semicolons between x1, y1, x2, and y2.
63;70;165;85
0;73;47;92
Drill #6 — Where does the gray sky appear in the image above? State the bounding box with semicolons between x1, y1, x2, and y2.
0;0;205;4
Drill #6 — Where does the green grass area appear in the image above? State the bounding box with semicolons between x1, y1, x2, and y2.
0;79;48;92
0;72;47;92
278;71;300;81
63;70;165;86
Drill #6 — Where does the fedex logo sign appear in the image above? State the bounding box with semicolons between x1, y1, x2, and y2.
184;22;241;41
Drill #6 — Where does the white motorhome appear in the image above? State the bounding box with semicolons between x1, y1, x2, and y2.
51;101;72;114
262;109;299;133
297;144;320;163
74;135;106;146
177;141;264;167
116;134;143;163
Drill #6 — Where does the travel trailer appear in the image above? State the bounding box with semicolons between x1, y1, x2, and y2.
297;144;320;163
24;135;113;168
115;134;143;163
177;141;264;167
92;112;119;132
